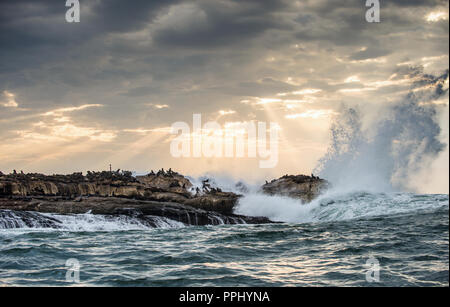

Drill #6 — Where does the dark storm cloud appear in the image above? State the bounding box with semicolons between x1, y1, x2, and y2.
0;0;178;68
385;0;447;7
0;0;292;88
0;0;448;115
0;0;289;53
120;85;162;98
91;0;178;33
0;2;167;93
152;0;291;47
292;0;447;48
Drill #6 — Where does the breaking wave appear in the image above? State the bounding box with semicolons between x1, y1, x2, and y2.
314;68;449;193
235;68;449;223
235;191;448;223
0;210;185;231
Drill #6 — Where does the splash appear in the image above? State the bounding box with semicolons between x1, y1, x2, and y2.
235;68;449;224
235;191;448;223
186;173;261;195
314;68;449;193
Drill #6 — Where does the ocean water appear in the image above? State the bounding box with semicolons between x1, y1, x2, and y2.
0;192;448;287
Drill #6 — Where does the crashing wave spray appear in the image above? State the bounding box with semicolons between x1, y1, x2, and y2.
235;68;449;223
235;192;448;223
314;68;449;193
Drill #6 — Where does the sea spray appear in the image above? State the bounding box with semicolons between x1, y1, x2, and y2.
234;68;449;223
234;191;448;223
187;173;261;195
314;68;449;193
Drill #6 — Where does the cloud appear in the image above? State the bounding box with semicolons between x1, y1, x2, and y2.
16;122;117;143
285;109;337;119
425;11;449;22
1;91;18;107
0;0;448;189
349;47;391;61
123;127;173;134
148;103;170;109
42;104;103;116
152;0;290;48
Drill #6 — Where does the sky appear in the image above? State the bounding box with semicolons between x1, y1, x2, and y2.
0;0;448;192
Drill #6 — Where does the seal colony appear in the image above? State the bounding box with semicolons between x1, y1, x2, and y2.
0;169;328;228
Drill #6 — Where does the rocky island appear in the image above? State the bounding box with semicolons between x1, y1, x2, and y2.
0;169;328;229
262;174;329;202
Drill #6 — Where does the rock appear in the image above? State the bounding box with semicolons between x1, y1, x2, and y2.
0;170;329;226
0;197;271;226
136;172;192;192
261;174;329;202
0;170;272;226
184;192;240;215
0;210;62;229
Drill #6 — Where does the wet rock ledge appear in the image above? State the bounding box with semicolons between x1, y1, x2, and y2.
0;169;328;227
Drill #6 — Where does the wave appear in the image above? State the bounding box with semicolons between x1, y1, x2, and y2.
314;69;449;193
0;210;185;232
233;69;449;224
234;191;449;223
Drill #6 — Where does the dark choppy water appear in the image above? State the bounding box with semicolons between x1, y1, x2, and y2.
0;193;448;286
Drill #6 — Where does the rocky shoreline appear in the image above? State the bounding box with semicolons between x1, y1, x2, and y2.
0;170;328;228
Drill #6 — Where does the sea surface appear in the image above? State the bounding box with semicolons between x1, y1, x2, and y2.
0;192;448;286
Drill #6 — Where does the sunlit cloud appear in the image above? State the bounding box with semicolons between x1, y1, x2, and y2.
15;102;117;143
339;76;416;94
42;104;103;116
218;109;236;116
51;124;116;142
425;11;448;22
242;96;314;111
255;98;283;105
123;128;154;134
54;116;71;123
285;109;337;119
123;127;173;134
338;87;376;93
344;76;360;83
1;90;18;107
17;123;117;143
420;55;449;67
277;89;322;96
148;103;170;109
350;57;387;64
366;79;411;88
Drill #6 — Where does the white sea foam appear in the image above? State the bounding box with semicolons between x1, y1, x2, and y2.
0;211;185;232
234;190;448;223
